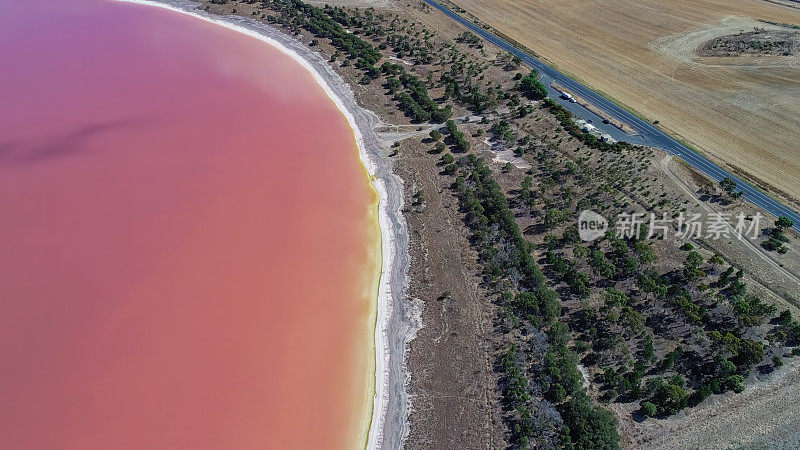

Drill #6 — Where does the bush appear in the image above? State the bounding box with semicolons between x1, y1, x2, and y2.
651;382;688;415
725;375;745;393
520;69;548;100
445;119;471;152
735;338;764;370
604;288;628;308
559;393;621;449
513;287;561;326
641;401;657;418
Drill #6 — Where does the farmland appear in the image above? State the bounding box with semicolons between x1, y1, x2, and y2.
446;0;800;208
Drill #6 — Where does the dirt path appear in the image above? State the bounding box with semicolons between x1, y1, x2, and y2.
399;140;503;448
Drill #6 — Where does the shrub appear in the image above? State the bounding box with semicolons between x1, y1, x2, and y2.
520;69;547;100
735;338;764;370
725;375;745;393
651;382;688;415
445;119;471;152
604;288;628;308
559;393;621;449
641;401;657;418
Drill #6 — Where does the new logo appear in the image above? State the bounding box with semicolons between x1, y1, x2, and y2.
578;210;608;242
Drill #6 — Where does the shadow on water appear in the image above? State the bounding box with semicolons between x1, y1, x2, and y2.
0;117;147;164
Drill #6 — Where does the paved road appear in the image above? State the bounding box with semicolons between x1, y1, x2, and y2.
423;0;800;231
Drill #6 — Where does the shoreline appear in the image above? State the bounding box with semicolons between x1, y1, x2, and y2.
113;0;415;448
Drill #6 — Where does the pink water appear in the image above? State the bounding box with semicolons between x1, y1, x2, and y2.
0;1;379;448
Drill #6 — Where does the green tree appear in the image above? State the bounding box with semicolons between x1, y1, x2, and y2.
725;375;745;393
520;70;548;100
634;241;657;264
683;251;705;280
764;216;793;253
719;177;738;195
604;288;628;308
560;392;621;450
513;287;561;325
641;401;657;418
735;338;764;369
776;216;794;230
651;383;688;415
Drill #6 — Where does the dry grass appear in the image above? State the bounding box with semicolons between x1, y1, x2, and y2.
449;0;800;208
612;357;800;449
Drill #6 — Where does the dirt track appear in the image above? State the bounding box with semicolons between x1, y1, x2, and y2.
448;0;800;209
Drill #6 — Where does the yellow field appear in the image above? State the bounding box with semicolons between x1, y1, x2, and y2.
449;0;800;207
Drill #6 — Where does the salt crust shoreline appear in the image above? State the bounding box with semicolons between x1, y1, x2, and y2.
113;1;416;448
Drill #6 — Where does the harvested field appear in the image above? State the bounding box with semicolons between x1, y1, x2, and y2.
447;0;800;209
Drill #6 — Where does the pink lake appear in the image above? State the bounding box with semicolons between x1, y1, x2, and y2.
0;0;379;448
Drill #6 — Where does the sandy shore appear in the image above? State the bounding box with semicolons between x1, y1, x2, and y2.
114;1;416;448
